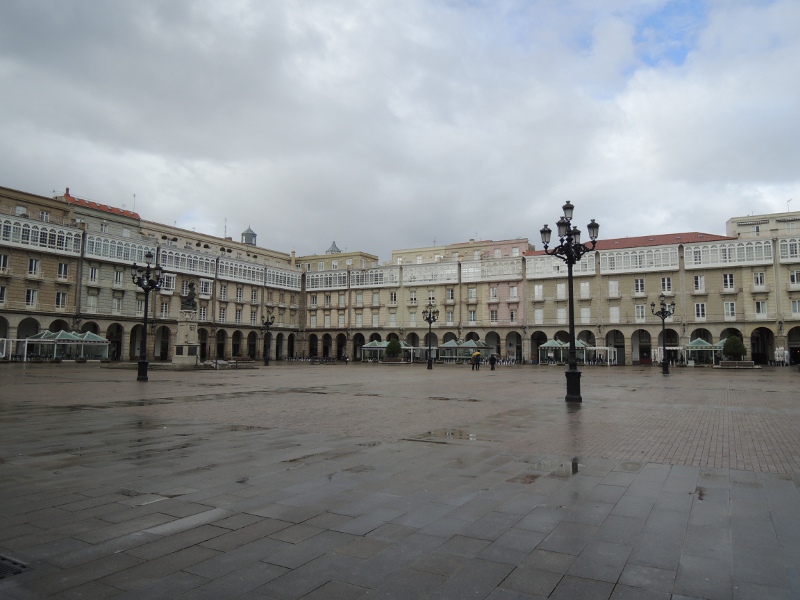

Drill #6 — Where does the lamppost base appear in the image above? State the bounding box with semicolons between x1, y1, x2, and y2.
137;360;149;382
264;358;269;366
427;358;433;370
661;362;669;375
564;368;582;402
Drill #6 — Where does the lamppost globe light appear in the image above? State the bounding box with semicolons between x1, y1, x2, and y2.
562;200;574;220
540;224;552;247
557;217;570;238
587;219;599;241
571;227;581;245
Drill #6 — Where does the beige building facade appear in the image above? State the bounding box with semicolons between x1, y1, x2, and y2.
2;183;798;365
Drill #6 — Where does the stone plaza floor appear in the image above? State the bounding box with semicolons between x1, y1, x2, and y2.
0;362;798;599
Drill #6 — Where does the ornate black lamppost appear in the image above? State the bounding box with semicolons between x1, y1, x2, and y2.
422;300;439;370
130;251;163;381
651;292;676;375
541;202;599;402
261;312;275;366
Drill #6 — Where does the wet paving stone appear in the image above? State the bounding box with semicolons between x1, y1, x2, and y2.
1;363;799;599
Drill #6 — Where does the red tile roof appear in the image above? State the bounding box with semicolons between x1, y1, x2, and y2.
524;232;735;256
64;189;140;220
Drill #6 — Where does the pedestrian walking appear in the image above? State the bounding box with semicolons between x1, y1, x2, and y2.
489;354;497;370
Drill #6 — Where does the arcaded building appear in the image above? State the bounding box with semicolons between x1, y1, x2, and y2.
1;184;798;365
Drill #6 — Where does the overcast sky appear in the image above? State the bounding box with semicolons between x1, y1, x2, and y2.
1;0;798;262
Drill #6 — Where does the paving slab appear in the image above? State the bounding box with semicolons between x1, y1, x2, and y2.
1;362;799;599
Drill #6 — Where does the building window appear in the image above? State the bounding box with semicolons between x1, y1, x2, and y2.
557;307;566;324
268;291;274;302
0;285;6;304
409;290;417;303
310;294;317;307
580;307;590;324
356;313;363;327
509;285;518;299
755;300;767;316
556;283;566;299
490;287;498;300
39;210;50;222
325;294;332;305
236;287;243;302
199;280;212;296
389;291;397;303
199;306;207;321
86;294;97;312
753;272;765;288
724;302;736;319
28;258;40;275
331;260;338;270
635;304;646;322
490;309;498;322
534;284;543;301
428;290;435;302
752;225;760;236
723;273;734;290
372;314;378;327
181;280;190;295
608;280;619;296
338;314;345;327
512;247;519;256
57;262;69;279
792;300;800;315
534;308;543;324
373;292;380;305
161;273;176;292
100;222;108;233
220;285;227;300
662;277;672;292
446;310;454;323
55;291;67;309
250;311;257;325
114;270;124;286
219;306;229;322
473;250;481;261
235;308;242;324
355;292;363;306
468;309;477;323
579;281;589;299
634;278;645;294
510;308;517;322
251;289;258;303
136;298;145;315
790;270;800;285
389;313;396;325
160;302;170;318
468;288;477;300
493;248;501;258
88;266;98;282
310;315;317;327
339;293;345;307
609;306;620;323
446;289;454;301
695;303;706;320
0;254;7;272
112;297;122;314
694;275;705;292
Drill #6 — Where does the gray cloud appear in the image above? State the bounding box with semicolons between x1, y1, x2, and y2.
1;0;798;261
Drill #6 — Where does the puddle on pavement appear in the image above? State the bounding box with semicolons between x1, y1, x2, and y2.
533;457;585;478
426;428;494;442
429;397;481;403
619;461;644;473
507;474;539;484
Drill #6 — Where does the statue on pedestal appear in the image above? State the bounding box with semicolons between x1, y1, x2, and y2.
181;281;197;311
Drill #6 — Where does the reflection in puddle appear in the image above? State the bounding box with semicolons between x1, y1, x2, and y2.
534;457;584;478
426;428;494;442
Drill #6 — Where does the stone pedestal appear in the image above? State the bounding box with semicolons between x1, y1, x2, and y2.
173;310;200;365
